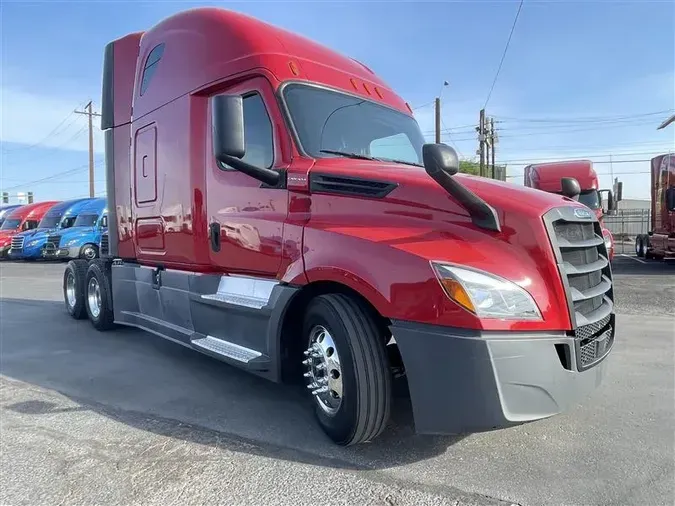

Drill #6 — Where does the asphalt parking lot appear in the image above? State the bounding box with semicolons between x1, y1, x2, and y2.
1;256;673;506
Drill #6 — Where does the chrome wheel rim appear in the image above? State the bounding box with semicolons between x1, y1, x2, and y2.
66;272;76;308
303;325;343;415
87;277;101;318
84;247;96;260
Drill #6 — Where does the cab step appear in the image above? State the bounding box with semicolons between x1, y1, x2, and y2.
191;335;269;368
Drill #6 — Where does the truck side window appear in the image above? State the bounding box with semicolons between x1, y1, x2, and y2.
218;93;274;170
140;43;165;96
22;220;39;231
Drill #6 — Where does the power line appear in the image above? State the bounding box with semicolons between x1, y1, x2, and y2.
0;162;104;191
483;0;524;109
502;158;653;167
494;109;674;124
505;168;651;179
0;101;90;155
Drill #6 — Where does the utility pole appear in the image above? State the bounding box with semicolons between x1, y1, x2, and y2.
75;101;101;198
490;117;496;179
478;108;486;177
435;97;441;144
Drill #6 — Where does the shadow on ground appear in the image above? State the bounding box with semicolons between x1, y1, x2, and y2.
0;297;465;471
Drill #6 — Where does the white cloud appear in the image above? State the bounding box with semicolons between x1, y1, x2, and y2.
0;86;105;154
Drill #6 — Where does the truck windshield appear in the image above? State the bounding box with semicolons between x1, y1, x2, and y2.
61;216;77;228
74;214;98;227
282;83;425;166
1;218;21;230
578;190;601;210
39;215;62;228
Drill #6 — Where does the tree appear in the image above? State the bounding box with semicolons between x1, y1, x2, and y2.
459;160;480;175
458;160;507;180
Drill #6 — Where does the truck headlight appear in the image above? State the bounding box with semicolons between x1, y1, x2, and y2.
431;262;542;320
603;231;612;250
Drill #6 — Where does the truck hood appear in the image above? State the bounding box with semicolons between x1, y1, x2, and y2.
306;159;591;330
57;226;98;245
0;229;20;246
310;158;576;222
15;227;57;241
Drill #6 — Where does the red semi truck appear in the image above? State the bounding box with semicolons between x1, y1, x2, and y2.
62;7;616;445
523;160;617;261
0;201;60;258
635;153;675;260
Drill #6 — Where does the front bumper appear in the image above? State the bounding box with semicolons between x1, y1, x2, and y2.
42;245;78;259
391;320;613;435
0;245;10;258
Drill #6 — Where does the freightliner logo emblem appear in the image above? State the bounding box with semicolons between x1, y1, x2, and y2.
573;208;593;219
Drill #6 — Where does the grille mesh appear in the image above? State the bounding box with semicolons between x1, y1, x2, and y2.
546;207;615;371
46;235;61;248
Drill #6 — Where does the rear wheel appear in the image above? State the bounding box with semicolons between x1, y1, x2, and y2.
63;259;89;319
85;260;115;331
302;294;391;446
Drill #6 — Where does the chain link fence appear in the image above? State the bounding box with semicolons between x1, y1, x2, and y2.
603;209;651;254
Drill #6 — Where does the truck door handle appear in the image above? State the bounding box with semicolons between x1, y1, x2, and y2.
209;222;221;252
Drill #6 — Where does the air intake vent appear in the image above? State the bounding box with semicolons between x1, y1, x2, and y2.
100;232;109;257
309;173;397;199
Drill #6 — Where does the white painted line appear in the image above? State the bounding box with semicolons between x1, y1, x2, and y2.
619;254;647;264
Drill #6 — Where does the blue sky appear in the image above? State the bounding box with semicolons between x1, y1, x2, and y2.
1;0;673;202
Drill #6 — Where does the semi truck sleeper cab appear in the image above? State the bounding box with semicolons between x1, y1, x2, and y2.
61;7;616;445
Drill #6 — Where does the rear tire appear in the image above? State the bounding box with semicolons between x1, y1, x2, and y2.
63;259;89;319
84;260;116;331
301;294;391;446
636;236;645;257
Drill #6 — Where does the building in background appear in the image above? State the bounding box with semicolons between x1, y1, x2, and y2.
1;191;34;204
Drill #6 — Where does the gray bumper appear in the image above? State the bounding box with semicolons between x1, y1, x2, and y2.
43;246;79;259
391;320;613;435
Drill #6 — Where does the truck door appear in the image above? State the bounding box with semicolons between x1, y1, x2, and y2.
205;77;288;277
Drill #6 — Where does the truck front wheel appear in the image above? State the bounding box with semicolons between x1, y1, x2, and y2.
302;294;391;446
84;261;115;331
63;259;89;319
80;244;99;261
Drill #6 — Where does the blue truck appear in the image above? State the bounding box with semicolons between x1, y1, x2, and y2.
9;198;92;260
0;204;23;227
43;198;108;260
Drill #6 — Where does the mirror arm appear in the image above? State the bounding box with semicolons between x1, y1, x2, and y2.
425;164;501;232
218;155;280;187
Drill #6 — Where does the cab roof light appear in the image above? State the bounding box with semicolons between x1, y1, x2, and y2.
288;61;300;76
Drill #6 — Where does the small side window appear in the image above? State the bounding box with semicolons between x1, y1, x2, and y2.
218;93;274;170
140;43;165;96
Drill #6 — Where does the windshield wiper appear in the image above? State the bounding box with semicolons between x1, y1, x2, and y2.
319;150;380;161
377;157;424;168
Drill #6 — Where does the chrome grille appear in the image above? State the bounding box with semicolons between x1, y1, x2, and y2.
46;235;61;248
100;232;109;256
10;236;24;250
544;207;615;371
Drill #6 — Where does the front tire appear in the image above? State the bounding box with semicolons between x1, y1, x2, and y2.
302;294;391;446
80;243;99;261
63;259;89;319
84;260;115;331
